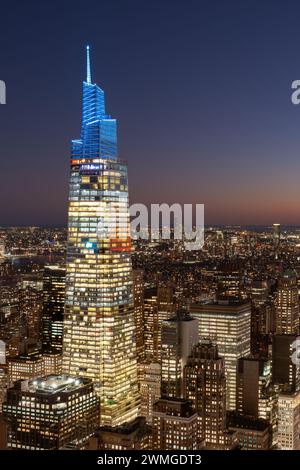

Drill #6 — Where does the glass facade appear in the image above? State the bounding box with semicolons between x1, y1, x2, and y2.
62;47;139;426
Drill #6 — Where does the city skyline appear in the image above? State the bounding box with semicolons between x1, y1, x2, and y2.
2;0;300;226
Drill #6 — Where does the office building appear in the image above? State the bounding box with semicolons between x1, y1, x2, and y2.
236;357;277;427
3;375;100;450
161;310;198;398
139;362;161;424
8;352;44;385
42;265;66;352
277;391;300;450
227;412;271;450
272;334;300;392
133;270;145;362
152;398;201;450
62;47;139;426
190;300;251;409
183;340;227;447
276;269;299;335
88;417;151;450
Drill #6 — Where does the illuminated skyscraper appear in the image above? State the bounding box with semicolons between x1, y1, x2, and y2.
161;310;198;398
152;398;202;450
62;47;139;426
191;300;251;410
42;265;65;352
275;269;299;335
133;269;145;363
3;375;99;450
236;357;277;438
183;340;227;448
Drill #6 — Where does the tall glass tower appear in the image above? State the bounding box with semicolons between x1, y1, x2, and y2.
62;47;140;426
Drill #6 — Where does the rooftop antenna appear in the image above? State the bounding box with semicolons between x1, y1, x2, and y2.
86;45;91;84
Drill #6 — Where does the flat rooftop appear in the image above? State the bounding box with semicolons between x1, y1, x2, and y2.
25;375;84;394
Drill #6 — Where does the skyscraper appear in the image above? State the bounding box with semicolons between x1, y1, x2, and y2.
272;334;300;393
62;47;139;426
152;398;202;450
3;375;99;450
133;269;145;363
236;357;277;435
275;269;299;335
42;265;65;352
190;299;251;410
183;340;227;448
161;309;199;398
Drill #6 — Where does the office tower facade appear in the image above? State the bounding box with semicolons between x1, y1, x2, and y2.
0;370;7;407
276;269;299;334
42;265;65;352
7;352;44;385
89;417;151;450
18;286;42;342
3;375;99;450
183;340;227;447
250;279;270;307
139;362;161;424
236;358;277;431
133;269;145;362
144;288;160;362
227;412;271;450
43;351;63;376
161;310;199;398
0;239;5;258
272;334;300;392
277;391;300;450
157;286;174;321
152;398;201;450
62;47;139;426
190;300;251;410
143;286;174;363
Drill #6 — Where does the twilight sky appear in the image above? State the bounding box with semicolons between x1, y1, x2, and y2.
1;0;300;226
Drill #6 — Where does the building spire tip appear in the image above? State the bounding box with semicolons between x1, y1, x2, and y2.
86;45;91;84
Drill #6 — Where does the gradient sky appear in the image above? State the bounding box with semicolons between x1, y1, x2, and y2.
1;0;300;226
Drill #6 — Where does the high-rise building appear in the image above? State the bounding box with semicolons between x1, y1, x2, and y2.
144;288;160;362
183;340;227;447
161;309;198;398
7;351;44;385
277;391;300;450
227;412;271;450
272;334;300;392
250;279;270;307
157;286;174;322
276;269;299;335
62;47;139;426
43;350;63;376
139;362;161;424
143;286;174;363
3;375;99;450
0;370;7;407
42;265;65;352
236;357;277;433
152;398;202;450
88;417;151;450
19;286;43;342
133;269;145;362
190;300;251;410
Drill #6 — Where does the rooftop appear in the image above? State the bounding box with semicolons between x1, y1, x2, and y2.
23;375;84;394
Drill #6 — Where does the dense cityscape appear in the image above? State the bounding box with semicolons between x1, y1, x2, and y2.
2;3;300;455
2;219;300;450
2;50;300;450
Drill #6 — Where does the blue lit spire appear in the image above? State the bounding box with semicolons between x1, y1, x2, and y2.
86;45;91;84
71;47;118;160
